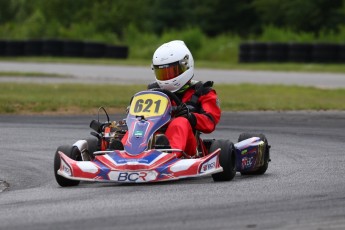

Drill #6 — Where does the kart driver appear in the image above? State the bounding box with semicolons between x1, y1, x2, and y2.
123;40;221;158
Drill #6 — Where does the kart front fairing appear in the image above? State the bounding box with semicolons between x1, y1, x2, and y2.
124;91;172;155
56;90;223;183
58;149;222;183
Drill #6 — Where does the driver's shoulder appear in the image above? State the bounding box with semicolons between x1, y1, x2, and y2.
147;81;159;89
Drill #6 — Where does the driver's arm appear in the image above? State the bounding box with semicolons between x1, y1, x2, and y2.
193;90;221;133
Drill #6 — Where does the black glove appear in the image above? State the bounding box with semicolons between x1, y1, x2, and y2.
175;103;197;128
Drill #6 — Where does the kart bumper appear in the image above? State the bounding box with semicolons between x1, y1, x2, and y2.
57;149;222;183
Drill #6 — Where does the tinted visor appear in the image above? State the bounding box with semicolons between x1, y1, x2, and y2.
153;61;188;81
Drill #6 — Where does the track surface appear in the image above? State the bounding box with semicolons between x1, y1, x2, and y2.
1;61;345;88
0;112;345;230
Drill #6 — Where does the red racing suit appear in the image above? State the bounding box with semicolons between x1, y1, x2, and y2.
166;81;221;157
122;81;221;158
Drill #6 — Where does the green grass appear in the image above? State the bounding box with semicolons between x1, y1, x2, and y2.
0;83;344;114
198;62;345;73
215;84;345;111
0;71;72;78
0;57;151;67
0;83;143;114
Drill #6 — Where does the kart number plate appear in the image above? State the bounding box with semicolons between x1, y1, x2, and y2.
129;93;169;117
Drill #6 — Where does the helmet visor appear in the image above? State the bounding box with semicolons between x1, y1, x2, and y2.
153;61;188;81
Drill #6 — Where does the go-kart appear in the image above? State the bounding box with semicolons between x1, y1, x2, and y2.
54;89;271;186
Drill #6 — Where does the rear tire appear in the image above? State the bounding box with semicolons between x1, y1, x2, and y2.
210;139;236;181
238;133;270;175
54;145;81;187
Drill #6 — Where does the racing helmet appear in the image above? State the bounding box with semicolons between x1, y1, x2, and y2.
152;40;194;92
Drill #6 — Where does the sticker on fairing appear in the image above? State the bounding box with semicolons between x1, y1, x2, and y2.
108;171;158;182
200;156;217;173
134;130;143;137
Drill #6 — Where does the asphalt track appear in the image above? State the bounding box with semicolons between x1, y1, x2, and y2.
1;61;345;88
0;112;345;230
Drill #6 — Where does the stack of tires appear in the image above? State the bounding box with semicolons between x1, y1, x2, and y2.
5;40;26;56
63;40;84;57
339;44;345;63
25;39;43;56
311;43;338;63
267;43;289;62
239;42;344;63
0;40;6;56
42;39;64;56
288;43;313;63
239;43;267;62
0;39;129;59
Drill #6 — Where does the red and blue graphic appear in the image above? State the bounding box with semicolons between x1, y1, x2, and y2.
234;137;265;172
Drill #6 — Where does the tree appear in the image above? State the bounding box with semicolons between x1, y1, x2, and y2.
252;0;345;34
192;0;259;36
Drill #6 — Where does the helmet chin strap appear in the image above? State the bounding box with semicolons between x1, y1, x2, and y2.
176;80;192;94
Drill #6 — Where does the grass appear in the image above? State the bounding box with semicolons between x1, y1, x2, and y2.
0;71;72;78
215;84;345;111
0;57;151;67
0;83;143;114
0;83;344;114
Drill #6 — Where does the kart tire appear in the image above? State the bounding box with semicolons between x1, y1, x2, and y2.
86;137;99;156
210;139;236;182
238;133;270;175
54;145;81;187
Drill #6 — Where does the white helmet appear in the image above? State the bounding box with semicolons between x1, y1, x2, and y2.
152;40;194;92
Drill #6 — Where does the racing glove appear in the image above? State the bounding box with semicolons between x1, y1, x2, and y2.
175;103;197;128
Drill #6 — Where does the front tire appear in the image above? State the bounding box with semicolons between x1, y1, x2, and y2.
210;139;236;181
54;145;81;187
86;137;99;158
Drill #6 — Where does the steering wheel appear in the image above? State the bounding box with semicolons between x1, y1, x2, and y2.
151;88;182;107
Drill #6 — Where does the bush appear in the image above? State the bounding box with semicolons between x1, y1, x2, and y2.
123;24;159;59
124;26;239;63
255;25;315;42
160;28;204;55
198;34;240;62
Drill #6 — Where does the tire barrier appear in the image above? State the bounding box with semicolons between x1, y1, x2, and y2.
238;43;251;63
63;40;84;57
5;40;25;56
42;39;64;56
267;43;289;62
83;42;106;58
239;42;344;63
25;39;43;56
0;40;6;56
105;45;129;59
339;44;345;63
250;42;267;62
239;42;268;63
312;43;338;63
288;43;313;63
0;39;129;59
